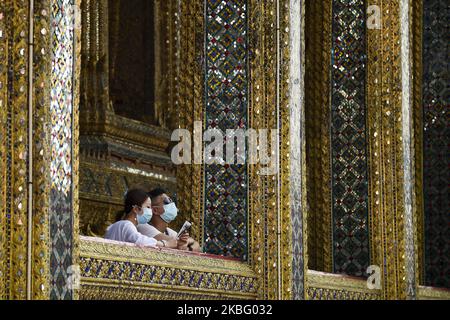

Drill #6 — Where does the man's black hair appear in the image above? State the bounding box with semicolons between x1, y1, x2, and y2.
148;188;167;200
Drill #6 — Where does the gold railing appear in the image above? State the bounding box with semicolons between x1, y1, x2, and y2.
417;286;450;300
305;270;382;300
79;237;258;300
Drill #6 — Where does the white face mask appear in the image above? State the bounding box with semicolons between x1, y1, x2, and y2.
160;203;178;223
137;207;153;225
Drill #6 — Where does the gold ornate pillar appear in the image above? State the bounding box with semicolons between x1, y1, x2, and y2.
176;0;204;243
0;0;9;300
366;0;416;300
0;0;77;300
31;0;53;300
411;0;424;288
248;0;304;300
0;0;32;300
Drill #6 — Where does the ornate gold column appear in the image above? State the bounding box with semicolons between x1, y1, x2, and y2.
31;0;52;300
0;0;62;300
411;0;424;287
248;0;302;300
6;0;30;300
366;0;416;299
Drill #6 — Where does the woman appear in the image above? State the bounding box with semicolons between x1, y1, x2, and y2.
105;188;189;249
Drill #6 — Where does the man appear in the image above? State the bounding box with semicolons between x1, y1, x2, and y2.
137;188;201;252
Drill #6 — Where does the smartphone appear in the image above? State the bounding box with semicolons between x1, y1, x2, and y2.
177;221;192;239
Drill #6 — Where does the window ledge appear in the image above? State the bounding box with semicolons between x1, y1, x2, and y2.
417;286;450;300
306;270;381;300
79;236;258;300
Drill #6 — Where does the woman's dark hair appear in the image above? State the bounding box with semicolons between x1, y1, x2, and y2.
115;188;150;222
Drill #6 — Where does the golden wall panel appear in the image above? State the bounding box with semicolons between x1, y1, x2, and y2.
366;0;408;299
304;0;333;273
248;0;297;300
176;0;204;244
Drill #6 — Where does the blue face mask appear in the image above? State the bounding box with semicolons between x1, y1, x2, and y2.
160;203;178;223
137;207;153;225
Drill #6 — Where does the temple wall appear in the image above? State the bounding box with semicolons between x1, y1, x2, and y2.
0;0;448;300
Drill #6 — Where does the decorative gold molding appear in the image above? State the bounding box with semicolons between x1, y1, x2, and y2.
306;270;381;300
72;0;82;301
417;286;450;300
411;0;424;287
248;0;266;299
31;0;51;300
0;0;9;301
79;237;258;300
81;111;172;153
11;0;30;300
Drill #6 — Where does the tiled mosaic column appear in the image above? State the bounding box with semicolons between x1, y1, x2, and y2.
49;0;80;300
203;0;249;260
367;0;417;299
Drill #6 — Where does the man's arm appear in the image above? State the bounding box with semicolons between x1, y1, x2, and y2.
187;238;201;252
154;232;190;250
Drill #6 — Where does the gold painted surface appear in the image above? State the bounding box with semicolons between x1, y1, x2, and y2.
304;0;333;273
31;0;51;300
79;237;258;300
72;0;82;301
247;0;296;300
248;0;266;299
248;0;279;299
81;111;172;153
417;286;450;300
280;0;293;300
263;0;278;301
411;0;424;286
367;1;408;299
306;270;381;300
10;0;29;300
0;0;9;300
176;0;204;244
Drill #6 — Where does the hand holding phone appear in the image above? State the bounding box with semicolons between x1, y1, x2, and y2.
177;221;192;240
